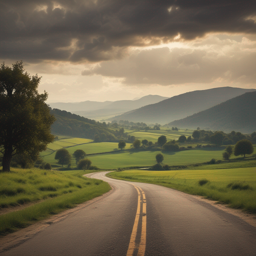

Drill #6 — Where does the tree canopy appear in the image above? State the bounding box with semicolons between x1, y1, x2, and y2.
158;135;167;146
133;139;141;149
118;140;126;150
156;153;164;164
73;149;86;164
0;61;55;171
234;139;254;158
55;148;71;166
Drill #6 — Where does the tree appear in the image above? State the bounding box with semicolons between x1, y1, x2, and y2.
210;132;224;146
156;153;164;164
142;139;148;146
55;148;71;167
158;135;167;146
118;140;126;150
192;130;200;140
162;142;179;152
225;145;233;156
78;159;92;170
0;61;55;172
73;149;86;164
133;139;141;149
178;135;186;143
223;151;230;161
234;139;254;158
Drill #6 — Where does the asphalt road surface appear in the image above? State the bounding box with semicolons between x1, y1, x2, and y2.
1;171;256;256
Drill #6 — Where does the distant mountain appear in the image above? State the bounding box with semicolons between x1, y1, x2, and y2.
51;109;117;141
168;91;256;133
49;95;167;120
109;87;255;124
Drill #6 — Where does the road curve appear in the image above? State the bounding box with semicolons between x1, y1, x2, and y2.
1;171;256;256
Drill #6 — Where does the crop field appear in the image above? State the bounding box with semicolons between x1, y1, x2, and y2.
47;138;93;151
108;167;256;213
0;168;110;235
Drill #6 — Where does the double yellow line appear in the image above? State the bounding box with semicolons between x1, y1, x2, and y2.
126;185;147;256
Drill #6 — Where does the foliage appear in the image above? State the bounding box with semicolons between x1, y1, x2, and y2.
44;163;52;170
158;135;167;146
77;159;92;170
198;179;209;186
11;153;36;169
156;153;164;164
151;163;163;170
73;149;86;164
234;139;254;157
0;61;55;171
210;131;224;145
178;135;186;143
162;142;179;152
55;148;71;166
118;140;126;150
133;139;141;149
222;152;230;161
192;130;200;140
142;139;148;146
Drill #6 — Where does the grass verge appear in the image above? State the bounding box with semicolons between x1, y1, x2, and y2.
108;168;256;214
0;169;110;236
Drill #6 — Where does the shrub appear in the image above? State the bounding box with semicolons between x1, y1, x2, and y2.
44;163;51;170
151;164;163;170
198;179;209;186
77;159;92;170
208;158;216;164
89;165;99;170
163;164;170;170
227;183;252;190
163;142;179;152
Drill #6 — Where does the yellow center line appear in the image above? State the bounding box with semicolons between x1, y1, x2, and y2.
138;188;147;256
126;185;147;256
126;186;141;256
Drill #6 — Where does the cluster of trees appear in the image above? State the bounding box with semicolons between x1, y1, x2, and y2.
190;129;256;146
223;139;254;160
55;148;94;170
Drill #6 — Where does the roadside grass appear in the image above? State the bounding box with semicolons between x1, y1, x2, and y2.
108;167;256;214
0;168;110;235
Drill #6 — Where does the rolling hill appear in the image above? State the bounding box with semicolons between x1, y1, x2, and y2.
109;87;255;124
168;91;256;133
50;95;167;120
51;109;118;141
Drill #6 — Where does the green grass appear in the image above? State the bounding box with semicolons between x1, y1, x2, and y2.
108;167;256;213
88;148;224;169
0;168;110;235
47;138;93;151
41;142;131;168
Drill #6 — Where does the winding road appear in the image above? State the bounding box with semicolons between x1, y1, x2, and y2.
1;171;256;256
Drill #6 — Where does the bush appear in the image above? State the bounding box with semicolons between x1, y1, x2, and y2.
44;163;51;170
227;183;252;190
151;164;163;170
77;159;92;170
208;158;216;164
89;165;99;170
163;142;179;152
163;164;170;170
198;179;209;186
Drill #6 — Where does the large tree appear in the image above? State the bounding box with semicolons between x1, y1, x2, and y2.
234;139;254;158
0;61;55;172
118;140;126;150
55;148;71;167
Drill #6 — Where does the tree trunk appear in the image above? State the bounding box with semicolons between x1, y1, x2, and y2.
2;150;12;172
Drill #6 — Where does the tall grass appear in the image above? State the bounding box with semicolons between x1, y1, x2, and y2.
0;168;110;235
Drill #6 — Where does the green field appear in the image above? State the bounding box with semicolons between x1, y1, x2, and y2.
108;167;256;213
126;129;192;142
0;168;110;235
88;148;224;169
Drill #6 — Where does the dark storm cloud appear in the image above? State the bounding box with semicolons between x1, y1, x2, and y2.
0;0;256;62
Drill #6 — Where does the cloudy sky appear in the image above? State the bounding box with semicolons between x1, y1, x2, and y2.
1;0;256;102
